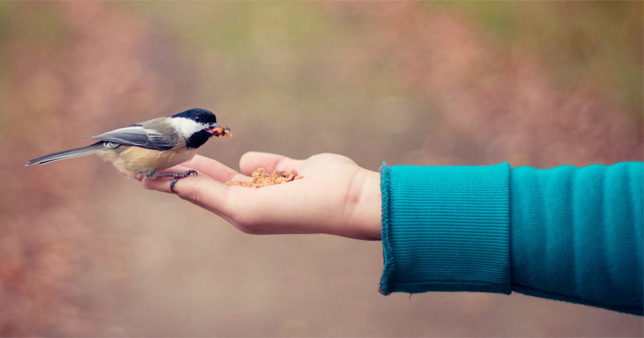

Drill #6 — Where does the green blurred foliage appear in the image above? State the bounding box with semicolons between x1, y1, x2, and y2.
0;1;12;137
436;1;643;120
118;2;426;167
0;2;69;139
0;2;67;49
0;1;14;44
114;1;642;168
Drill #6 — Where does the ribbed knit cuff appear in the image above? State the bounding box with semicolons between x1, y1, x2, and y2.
379;163;511;295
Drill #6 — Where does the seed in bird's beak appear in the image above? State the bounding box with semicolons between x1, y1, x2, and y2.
211;126;232;138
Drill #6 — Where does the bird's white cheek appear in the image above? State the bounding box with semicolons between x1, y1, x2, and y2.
168;118;204;138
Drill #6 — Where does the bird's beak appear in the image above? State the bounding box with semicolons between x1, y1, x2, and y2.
207;123;221;134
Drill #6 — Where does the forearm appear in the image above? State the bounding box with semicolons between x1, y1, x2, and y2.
510;162;643;315
379;162;643;316
379;163;512;295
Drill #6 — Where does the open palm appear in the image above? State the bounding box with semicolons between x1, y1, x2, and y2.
142;152;382;240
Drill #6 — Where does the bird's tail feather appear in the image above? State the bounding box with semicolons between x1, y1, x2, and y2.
26;142;104;166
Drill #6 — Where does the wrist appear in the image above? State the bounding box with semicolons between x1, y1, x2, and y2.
350;169;382;240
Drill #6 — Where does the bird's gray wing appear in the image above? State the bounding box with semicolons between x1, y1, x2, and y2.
87;124;176;150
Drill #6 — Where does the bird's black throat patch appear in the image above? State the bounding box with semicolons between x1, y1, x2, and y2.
185;129;212;149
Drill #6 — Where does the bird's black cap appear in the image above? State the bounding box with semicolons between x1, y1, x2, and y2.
173;108;217;124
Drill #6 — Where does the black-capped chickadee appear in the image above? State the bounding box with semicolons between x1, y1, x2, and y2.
26;108;230;192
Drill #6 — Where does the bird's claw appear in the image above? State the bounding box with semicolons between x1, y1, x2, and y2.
166;170;198;193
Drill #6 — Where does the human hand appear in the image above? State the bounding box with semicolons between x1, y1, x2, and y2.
142;152;382;240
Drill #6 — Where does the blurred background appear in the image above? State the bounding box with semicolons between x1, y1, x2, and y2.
1;1;642;336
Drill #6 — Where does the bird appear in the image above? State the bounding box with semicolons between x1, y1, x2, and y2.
26;108;229;192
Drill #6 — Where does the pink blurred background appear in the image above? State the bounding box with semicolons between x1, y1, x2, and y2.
1;2;642;336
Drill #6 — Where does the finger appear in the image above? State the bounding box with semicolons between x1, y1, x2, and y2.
132;165;196;183
239;151;304;176
142;171;230;210
179;155;240;182
142;165;193;194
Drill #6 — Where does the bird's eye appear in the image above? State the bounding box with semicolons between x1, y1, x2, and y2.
195;117;201;122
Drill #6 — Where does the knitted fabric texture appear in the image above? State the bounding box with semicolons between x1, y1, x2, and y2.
379;162;643;316
379;163;511;295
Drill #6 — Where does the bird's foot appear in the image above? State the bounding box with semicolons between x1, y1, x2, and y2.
153;170;198;193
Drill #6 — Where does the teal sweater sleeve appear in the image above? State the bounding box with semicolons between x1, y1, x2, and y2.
379;162;643;316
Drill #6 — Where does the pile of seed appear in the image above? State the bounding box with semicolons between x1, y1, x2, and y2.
226;168;303;188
